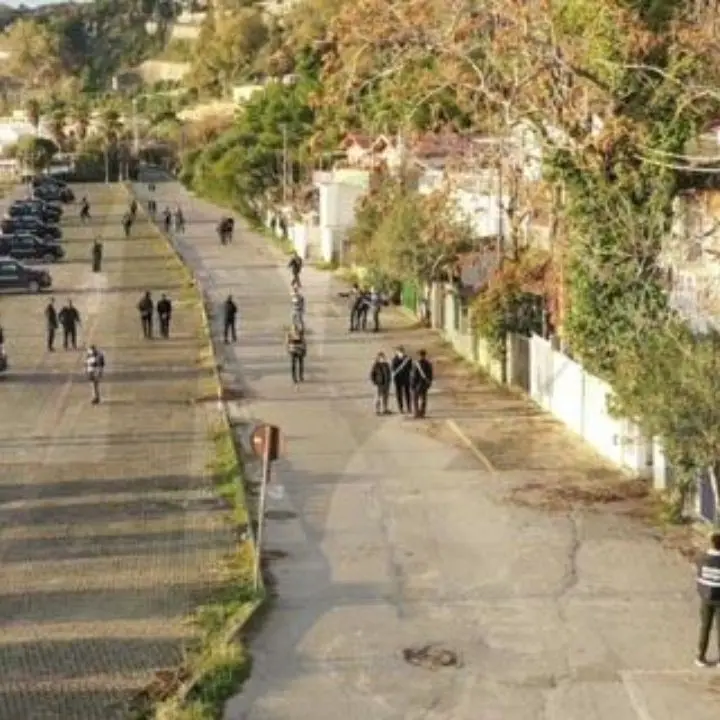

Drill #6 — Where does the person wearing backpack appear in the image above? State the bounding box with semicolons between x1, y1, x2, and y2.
86;344;105;405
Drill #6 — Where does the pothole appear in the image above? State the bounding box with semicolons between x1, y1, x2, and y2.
265;509;298;520
402;643;462;670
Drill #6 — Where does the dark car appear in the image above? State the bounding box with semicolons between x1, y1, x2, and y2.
1;216;62;241
0;256;52;293
0;233;64;263
8;200;62;224
32;176;68;189
34;184;74;203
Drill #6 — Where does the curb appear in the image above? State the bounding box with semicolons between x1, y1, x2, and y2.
123;182;265;714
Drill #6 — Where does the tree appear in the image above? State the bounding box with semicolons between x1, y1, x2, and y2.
48;104;67;149
16;135;58;171
3;18;64;87
190;7;269;92
72;102;91;142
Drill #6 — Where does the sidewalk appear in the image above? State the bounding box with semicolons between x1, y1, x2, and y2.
0;185;232;719
135;173;719;720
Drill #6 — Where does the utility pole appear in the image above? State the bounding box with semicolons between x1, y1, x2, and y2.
132;98;139;156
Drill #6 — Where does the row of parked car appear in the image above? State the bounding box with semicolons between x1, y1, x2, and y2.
0;176;74;294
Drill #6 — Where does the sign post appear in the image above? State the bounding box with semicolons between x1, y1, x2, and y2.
251;424;281;593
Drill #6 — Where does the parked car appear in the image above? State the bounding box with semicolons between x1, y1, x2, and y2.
8;200;62;224
33;184;74;203
0;257;52;292
1;216;62;241
32;176;69;190
0;233;64;263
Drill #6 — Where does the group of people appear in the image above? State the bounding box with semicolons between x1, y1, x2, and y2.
343;283;385;333
43;297;105;404
370;346;434;417
137;291;173;339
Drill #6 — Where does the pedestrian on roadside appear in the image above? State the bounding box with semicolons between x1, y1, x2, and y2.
156;293;172;338
286;323;306;384
370;351;392;415
357;289;370;331
58;300;80;350
223;295;238;343
288;252;303;287
91;238;103;273
174;206;185;233
368;287;383;333
79;196;90;223
85;344;105;405
129;199;138;220
695;530;720;667
291;288;305;331
410;349;434;418
122;211;133;238
163;207;172;233
137;291;154;339
45;297;58;351
391;346;412;414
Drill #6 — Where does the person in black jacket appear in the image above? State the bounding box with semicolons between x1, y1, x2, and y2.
58;300;80;350
45;297;58;351
370;351;392;415
156;293;172;338
223;295;238;343
391;346;412;414
410;349;434;418
357;289;370;331
696;531;720;667
286;324;307;383
137;291;153;339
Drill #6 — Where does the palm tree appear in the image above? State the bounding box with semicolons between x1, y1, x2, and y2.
49;106;67;150
72;102;91;143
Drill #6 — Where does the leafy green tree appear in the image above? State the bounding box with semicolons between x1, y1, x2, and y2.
3;18;63;87
16;135;58;171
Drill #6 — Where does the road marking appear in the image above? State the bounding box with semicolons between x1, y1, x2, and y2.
445;418;496;474
621;672;657;720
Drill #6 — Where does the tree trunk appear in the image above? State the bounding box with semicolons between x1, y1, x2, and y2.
709;462;720;527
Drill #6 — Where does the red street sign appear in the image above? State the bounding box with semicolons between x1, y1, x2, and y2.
251;424;282;462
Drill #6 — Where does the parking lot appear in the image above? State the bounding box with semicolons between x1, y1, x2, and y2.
0;184;233;719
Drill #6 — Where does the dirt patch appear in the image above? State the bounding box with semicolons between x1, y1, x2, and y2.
402;643;462;670
508;477;649;512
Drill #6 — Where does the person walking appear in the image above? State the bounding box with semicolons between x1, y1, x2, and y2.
58;300;80;350
223;295;238;343
79;196;90;223
91;238;103;273
122;211;133;238
368;287;383;332
137;291;154;339
391;346;412;414
286;324;306;384
410;349;434;418
156;293;172;338
291;288;305;331
357;289;370;331
163;207;172;233
129;199;138;220
288;252;303;288
174;206;185;233
85;344;105;405
695;530;720;667
45;297;59;351
370;351;392;415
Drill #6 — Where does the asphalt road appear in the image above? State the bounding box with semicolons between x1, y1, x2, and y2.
0;184;233;720
135;171;720;720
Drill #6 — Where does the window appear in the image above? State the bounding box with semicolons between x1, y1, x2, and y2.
0;261;19;277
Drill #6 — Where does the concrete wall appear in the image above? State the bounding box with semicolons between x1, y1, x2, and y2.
429;284;656;482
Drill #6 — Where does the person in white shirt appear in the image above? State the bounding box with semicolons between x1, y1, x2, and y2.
85;345;105;405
